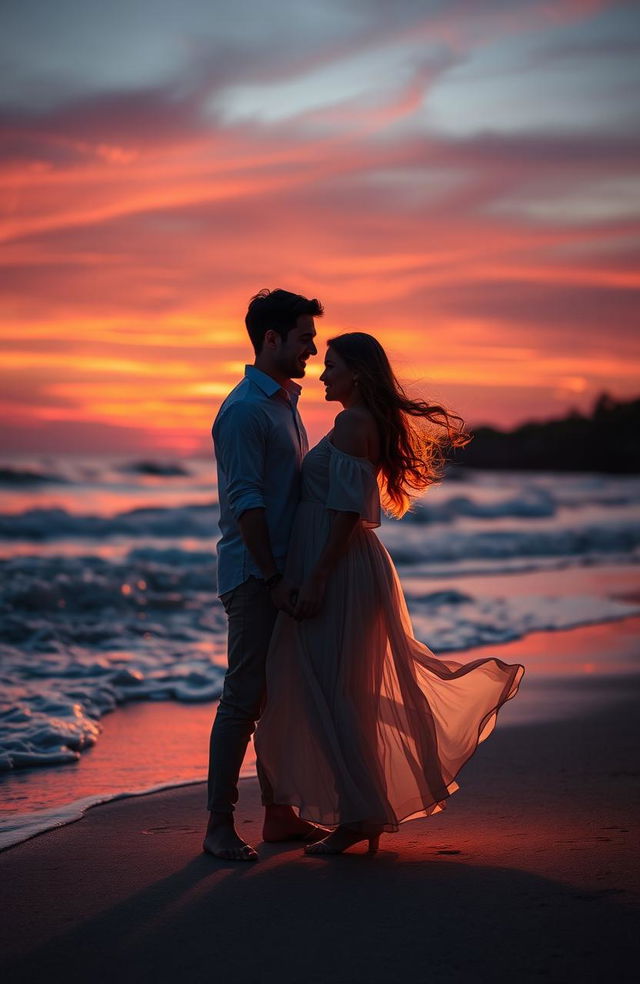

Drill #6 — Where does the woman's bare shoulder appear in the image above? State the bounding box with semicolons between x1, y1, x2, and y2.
332;408;377;458
332;409;369;456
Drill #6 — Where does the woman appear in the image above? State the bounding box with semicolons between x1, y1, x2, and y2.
254;333;524;855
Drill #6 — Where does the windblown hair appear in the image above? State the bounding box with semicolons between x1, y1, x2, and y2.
328;332;471;518
245;288;324;354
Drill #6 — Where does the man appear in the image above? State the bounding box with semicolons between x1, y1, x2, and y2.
204;288;324;861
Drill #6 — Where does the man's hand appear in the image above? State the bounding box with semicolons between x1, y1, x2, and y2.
269;576;298;616
293;571;327;621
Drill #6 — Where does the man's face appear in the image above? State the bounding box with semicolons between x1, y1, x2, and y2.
276;314;318;379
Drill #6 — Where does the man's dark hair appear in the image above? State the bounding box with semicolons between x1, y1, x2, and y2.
245;288;323;354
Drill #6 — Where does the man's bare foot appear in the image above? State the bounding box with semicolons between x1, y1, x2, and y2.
203;812;258;861
262;804;328;843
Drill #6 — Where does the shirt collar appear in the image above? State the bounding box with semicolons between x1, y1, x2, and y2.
244;365;302;400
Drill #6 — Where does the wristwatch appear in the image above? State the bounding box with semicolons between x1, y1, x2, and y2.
264;572;283;591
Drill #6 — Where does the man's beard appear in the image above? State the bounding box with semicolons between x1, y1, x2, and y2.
281;355;306;379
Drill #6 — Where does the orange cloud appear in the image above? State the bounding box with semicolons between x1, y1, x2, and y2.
1;0;638;455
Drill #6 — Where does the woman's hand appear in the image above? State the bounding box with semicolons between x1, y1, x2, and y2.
269;576;298;616
293;571;327;621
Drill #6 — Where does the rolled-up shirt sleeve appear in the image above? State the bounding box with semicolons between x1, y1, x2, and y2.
214;402;267;520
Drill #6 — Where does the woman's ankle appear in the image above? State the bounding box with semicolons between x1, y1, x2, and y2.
341;822;383;837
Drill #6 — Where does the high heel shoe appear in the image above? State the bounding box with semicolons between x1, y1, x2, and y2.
304;827;381;856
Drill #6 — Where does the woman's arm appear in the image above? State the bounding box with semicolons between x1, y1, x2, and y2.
292;510;360;620
293;410;372;620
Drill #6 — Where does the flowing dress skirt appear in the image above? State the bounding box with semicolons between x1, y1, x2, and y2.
255;500;524;831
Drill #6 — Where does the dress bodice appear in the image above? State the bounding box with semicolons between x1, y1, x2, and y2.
301;434;380;528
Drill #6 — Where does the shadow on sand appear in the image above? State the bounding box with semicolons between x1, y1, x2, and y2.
3;836;636;984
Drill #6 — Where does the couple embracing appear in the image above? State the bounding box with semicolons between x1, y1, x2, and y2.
204;288;523;861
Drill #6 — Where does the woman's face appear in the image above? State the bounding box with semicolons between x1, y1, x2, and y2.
319;346;356;404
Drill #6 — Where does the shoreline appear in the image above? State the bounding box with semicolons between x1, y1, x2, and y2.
2;614;639;853
1;660;638;982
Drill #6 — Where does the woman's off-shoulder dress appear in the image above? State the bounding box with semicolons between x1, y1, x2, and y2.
254;435;524;831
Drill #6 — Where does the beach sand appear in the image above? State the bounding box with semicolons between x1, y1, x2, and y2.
1;625;639;983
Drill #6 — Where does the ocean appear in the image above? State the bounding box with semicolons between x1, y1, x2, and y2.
1;453;639;848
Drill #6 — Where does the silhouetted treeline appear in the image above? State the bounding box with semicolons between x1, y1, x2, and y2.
451;394;640;473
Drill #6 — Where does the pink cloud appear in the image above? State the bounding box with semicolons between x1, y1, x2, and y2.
1;0;637;454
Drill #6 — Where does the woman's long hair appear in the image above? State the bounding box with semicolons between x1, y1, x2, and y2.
328;332;471;518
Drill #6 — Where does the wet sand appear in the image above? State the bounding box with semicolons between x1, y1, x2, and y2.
1;631;639;983
3;610;639;823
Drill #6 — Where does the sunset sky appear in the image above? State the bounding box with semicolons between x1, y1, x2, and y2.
2;0;639;456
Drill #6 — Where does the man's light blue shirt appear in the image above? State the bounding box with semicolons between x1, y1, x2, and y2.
212;365;308;597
